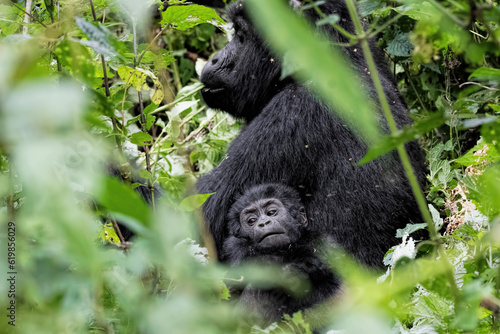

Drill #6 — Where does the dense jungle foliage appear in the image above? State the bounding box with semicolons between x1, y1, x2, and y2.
0;0;500;333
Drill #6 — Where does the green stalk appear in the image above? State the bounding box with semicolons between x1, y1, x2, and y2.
344;0;460;300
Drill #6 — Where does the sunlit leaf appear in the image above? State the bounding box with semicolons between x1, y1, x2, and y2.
179;193;215;211
161;5;225;30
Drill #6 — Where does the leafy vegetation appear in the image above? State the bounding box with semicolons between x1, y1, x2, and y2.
0;0;500;333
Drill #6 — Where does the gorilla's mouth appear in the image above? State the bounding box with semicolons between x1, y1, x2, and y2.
258;232;285;243
202;87;225;94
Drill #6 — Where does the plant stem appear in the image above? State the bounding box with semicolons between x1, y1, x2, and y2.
137;25;168;66
428;0;467;28
344;0;460;301
151;84;204;115
20;0;36;33
132;18;153;177
89;0;119;152
306;0;356;42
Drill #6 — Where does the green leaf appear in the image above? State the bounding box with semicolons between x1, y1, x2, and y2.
130;132;152;146
139;170;152;180
146;114;156;131
395;2;438;20
455;139;500;166
117;65;147;90
359;111;446;164
316;14;340;26
179;193;215;212
469;67;500;82
219;283;231;301
488;104;500;112
247;0;380;144
428;204;443;230
452;280;491;331
386;33;413;57
476;165;500;217
395;223;428;238
75;17;122;60
96;177;151;227
161;5;225;31
99;223;121;244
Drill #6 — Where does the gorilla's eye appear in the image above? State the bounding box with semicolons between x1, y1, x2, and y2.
267;209;277;216
247;218;257;226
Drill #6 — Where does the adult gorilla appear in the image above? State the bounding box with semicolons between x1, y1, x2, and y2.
197;0;426;266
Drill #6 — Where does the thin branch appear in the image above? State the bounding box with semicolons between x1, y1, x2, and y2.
306;0;356;42
132;18;153;175
427;0;467;29
151;84;204;115
367;13;404;39
459;82;500;91
137;25;169;66
89;0;97;21
111;219;126;245
13;2;47;29
137;90;152;174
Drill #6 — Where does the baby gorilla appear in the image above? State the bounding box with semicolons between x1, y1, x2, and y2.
223;184;340;327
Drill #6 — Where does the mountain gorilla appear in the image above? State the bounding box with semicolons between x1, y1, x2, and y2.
197;0;426;266
223;184;340;327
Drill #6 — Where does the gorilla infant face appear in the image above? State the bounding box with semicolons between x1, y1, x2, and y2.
227;184;308;253
239;198;291;249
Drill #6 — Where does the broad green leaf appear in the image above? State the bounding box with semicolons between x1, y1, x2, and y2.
130;132;152;146
247;0;379;144
53;40;100;88
99;223;121;244
75;17;123;60
358;0;385;17
455;139;500;166
395;2;438;20
478;165;500;216
488;104;500;112
117;66;164;102
161;5;225;31
96;177;151;226
117;65;148;90
469;67;500;82
139;169;152;180
179;193;215;211
386;33;413;57
395;223;428;238
452;280;491;331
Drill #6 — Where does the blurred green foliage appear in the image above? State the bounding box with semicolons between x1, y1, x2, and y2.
0;0;500;333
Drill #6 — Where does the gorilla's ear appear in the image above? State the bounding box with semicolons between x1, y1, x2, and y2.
289;0;302;9
299;207;307;226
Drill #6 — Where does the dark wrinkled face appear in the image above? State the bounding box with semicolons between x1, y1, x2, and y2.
240;198;300;250
200;1;283;120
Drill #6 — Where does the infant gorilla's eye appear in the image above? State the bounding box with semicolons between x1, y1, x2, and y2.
267;209;277;216
247;218;257;226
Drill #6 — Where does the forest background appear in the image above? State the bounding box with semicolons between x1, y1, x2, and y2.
0;0;500;333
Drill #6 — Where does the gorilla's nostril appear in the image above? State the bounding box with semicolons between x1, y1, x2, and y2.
211;57;219;65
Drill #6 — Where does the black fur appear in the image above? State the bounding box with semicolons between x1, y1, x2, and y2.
197;0;426;266
223;184;340;327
